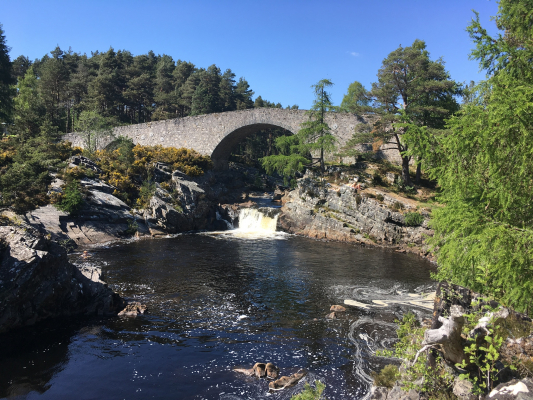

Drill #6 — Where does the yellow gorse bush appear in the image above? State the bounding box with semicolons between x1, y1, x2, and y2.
93;143;212;206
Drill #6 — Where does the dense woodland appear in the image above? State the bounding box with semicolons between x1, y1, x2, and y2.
5;46;298;134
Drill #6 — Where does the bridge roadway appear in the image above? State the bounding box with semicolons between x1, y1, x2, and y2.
64;108;378;169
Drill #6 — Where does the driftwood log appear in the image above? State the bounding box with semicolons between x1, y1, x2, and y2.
413;305;465;366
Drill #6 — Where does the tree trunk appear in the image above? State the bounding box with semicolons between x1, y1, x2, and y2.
415;161;421;185
422;305;465;365
402;156;412;186
320;147;325;172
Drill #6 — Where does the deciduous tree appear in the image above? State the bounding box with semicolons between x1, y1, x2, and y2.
429;0;533;314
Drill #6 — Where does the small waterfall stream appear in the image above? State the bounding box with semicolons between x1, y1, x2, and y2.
237;207;280;233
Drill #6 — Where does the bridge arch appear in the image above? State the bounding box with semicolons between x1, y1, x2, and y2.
211;122;297;169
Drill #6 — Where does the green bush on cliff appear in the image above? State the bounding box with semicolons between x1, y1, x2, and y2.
404;212;424;226
56;180;83;214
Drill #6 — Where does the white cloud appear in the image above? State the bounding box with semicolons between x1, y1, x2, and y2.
348;51;360;57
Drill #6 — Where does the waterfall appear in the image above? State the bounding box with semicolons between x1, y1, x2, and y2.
237;208;279;233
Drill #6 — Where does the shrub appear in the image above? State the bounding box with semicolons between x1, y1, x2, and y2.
355;194;362;205
404;212;424;226
376;194;384;202
372;170;383;185
125;219;139;235
377;312;455;397
371;365;399;389
392;201;404;211
56;180;83;214
290;380;328;400
136;178;156;209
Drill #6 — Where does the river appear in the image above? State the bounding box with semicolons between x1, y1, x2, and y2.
0;208;435;399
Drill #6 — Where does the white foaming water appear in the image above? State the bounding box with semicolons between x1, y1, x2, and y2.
238;208;278;232
209;207;286;240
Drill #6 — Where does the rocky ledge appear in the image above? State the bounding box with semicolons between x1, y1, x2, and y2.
277;176;433;256
0;225;125;333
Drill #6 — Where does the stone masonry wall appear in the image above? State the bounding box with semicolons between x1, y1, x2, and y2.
63;108;402;168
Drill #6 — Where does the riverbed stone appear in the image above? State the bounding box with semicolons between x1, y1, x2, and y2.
268;370;307;390
330;305;346;312
370;386;389;400
118;302;147;317
0;225;125;333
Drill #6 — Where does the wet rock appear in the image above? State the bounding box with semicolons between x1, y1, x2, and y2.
489;378;533;399
330;305;346;312
78;264;104;284
234;367;255;376
273;187;284;201
266;363;280;379
253;363;267;378
234;362;279;379
326;312;338;319
268;370;307;391
0;226;125;333
118;302;147;317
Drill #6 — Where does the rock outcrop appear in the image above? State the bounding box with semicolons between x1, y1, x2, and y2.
0;225;125;333
278;177;432;254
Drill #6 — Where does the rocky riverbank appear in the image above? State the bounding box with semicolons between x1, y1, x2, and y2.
277;171;433;258
368;282;533;400
0;224;125;333
17;159;284;249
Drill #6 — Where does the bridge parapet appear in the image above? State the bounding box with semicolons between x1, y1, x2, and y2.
63;108;400;168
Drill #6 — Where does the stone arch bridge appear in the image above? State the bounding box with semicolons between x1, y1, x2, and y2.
64;108;385;169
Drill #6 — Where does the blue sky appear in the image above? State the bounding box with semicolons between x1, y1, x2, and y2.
1;0;500;109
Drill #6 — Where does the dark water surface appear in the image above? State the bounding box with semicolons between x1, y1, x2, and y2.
0;233;436;400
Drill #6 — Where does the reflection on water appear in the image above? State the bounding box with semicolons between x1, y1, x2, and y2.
0;234;436;399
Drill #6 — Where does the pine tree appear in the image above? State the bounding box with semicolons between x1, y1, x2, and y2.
0;23;15;124
340;81;371;114
352;40;460;185
429;0;533;314
298;79;337;172
235;77;254;110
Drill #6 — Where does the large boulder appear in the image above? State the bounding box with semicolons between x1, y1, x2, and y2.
0;226;125;333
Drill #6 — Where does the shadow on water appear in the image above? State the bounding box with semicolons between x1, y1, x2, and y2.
0;234;436;399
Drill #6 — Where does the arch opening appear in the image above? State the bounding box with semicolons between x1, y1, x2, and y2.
211;123;296;170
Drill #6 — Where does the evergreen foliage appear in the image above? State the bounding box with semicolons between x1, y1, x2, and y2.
345;40;460;185
0;24;15;124
298;79;337;172
55;180;83;214
0;34;277;134
261;79;337;178
429;0;533;314
339;81;372;114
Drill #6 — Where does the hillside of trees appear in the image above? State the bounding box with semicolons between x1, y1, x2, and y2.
3;43;297;135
